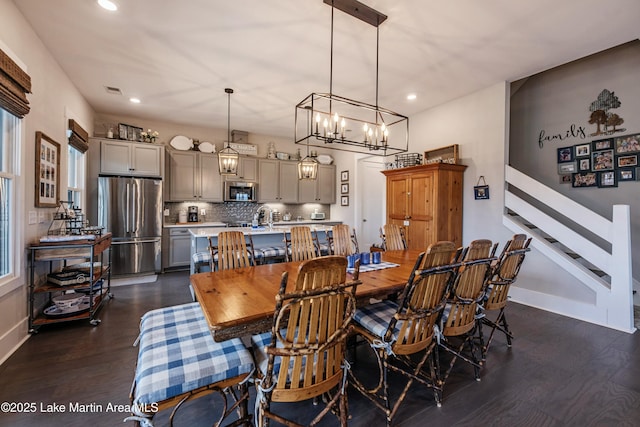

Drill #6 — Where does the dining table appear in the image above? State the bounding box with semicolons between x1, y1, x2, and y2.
190;249;423;342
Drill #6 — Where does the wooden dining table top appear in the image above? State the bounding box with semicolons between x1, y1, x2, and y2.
190;249;422;341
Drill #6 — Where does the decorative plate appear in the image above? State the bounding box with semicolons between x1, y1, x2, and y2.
316;154;334;165
43;299;90;317
198;141;216;153
169;135;193;151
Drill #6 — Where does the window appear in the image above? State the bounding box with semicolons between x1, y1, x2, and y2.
67;144;85;210
0;108;21;288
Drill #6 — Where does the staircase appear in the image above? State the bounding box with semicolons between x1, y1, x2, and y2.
503;166;635;332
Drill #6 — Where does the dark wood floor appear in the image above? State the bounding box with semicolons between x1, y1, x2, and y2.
1;271;639;427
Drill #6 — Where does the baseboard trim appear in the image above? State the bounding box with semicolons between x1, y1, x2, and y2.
0;317;29;366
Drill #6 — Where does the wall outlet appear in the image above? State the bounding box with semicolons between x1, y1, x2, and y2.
200;209;206;216
164;208;170;216
28;211;37;225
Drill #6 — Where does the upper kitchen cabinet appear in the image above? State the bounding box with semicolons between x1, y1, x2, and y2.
166;150;223;202
258;159;298;203
98;139;163;177
224;156;258;181
383;163;466;250
298;164;336;204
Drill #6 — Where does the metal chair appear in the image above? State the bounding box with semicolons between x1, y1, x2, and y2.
330;224;359;256
284;226;320;262
477;234;531;360
380;224;407;251
436;239;497;387
349;242;459;425
208;231;256;271
251;256;361;427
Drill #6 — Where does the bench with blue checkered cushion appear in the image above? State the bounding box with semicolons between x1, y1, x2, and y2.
353;300;401;341
191;251;212;272
132;303;255;412
257;246;287;260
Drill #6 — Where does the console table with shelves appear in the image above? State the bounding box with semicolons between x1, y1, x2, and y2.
28;233;113;333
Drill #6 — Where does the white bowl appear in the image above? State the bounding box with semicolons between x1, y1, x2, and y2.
316;154;334;165
53;293;84;310
276;152;290;160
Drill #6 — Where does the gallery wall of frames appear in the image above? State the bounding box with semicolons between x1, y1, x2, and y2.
557;133;640;188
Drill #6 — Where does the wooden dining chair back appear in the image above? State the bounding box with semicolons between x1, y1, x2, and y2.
209;231;255;271
349;242;458;424
251;256;361;427
381;223;407;251
478;234;531;359
286;225;319;262
331;224;358;256
438;239;497;385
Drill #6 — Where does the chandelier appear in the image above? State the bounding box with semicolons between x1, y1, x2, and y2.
294;0;409;156
218;88;239;175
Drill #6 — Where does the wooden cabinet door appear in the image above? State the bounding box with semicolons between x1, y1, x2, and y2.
168;151;198;201
169;231;191;267
407;173;434;249
387;176;408;221
199;154;223;202
131;144;162;177
100;140;131;175
316;164;336;203
258;159;280;202
279;161;299;203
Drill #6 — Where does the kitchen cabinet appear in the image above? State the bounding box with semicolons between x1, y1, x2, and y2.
28;233;113;332
166;150;223;202
99;139;163;177
167;228;191;268
383;163;466;250
258;159;299;203
298;164;336;203
224;156;258;181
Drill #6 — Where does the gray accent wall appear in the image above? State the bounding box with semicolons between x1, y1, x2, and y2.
509;40;640;280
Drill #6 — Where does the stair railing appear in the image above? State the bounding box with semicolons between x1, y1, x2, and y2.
504;165;633;332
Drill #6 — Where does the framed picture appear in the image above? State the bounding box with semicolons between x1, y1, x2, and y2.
598;171;617;188
118;123;143;142
118;123;128;140
557;161;576;174
592;138;613;151
340;195;349;206
591;149;614;171
559;174;572;184
340;170;349;182
578;158;590;171
614;133;640;154
574;143;590;157
341;183;349;194
474;185;490;200
572;172;597;188
557;146;574;163
35;131;60;207
616;154;637;168
618;168;636;182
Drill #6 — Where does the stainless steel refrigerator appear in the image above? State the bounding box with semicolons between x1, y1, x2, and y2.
98;176;162;276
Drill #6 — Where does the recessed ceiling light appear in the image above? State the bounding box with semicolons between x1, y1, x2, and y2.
97;0;118;11
129;97;141;104
407;93;417;101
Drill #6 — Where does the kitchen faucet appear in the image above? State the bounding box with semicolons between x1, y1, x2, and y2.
254;205;273;229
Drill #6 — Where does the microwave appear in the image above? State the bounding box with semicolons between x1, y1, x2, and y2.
224;181;258;202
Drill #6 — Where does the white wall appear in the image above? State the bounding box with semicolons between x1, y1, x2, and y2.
0;0;94;364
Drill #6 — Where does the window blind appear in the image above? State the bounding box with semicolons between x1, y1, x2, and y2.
0;48;31;118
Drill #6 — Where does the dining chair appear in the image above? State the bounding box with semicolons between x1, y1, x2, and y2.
285;225;320;262
349;242;459;425
251;256;361;427
436;239;497;387
380;224;407;251
477;234;531;360
208;231;256;271
127;302;255;427
331;224;359;256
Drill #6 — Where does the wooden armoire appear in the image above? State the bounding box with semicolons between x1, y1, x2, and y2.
382;163;466;250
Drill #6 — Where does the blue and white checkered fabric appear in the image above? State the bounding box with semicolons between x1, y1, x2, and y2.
347;261;399;274
133;303;255;405
353;300;400;340
251;331;285;376
258;246;287;259
191;251;212;264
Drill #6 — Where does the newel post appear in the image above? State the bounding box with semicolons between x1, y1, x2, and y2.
610;204;634;332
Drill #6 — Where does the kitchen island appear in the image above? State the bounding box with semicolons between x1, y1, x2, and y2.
188;221;340;273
